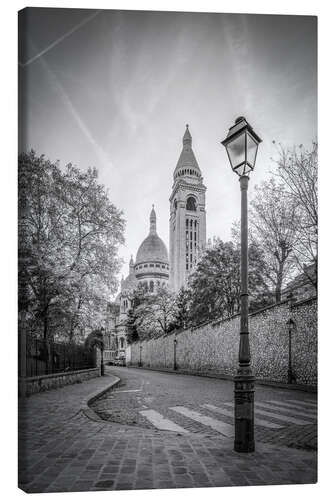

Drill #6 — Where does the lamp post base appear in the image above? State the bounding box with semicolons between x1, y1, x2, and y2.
234;368;255;453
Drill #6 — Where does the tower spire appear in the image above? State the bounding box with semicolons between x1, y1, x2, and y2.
129;255;134;274
183;124;192;146
149;204;157;234
169;125;206;291
173;124;201;181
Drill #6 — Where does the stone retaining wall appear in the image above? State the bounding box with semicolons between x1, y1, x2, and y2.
20;367;100;396
129;297;317;387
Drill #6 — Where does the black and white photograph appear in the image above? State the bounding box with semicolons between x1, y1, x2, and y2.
17;4;318;494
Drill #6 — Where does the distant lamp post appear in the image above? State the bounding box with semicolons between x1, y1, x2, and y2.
139;344;142;367
100;328;105;376
286;318;295;384
100;350;105;376
287;292;296;385
221;116;262;453
173;336;178;371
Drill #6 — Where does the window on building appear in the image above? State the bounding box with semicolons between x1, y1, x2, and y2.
186;196;196;211
149;281;154;293
185;216;198;273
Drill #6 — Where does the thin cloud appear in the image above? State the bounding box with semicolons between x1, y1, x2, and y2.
39;54;113;170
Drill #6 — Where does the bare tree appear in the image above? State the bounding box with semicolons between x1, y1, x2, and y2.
273;141;318;288
250;178;299;302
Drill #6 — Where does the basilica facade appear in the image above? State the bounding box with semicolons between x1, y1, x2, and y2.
103;125;206;362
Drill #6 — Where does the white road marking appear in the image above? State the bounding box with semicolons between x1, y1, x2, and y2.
267;400;317;413
257;402;316;419
224;402;313;426
113;389;142;393
202;404;284;429
170;406;233;438
140;409;189;434
254;408;313;426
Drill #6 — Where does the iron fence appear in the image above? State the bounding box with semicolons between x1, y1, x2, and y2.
19;334;96;377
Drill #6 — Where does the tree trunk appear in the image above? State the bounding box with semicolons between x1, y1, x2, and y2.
43;307;52;373
275;264;284;303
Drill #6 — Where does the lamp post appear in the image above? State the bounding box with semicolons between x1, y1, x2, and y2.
221;116;262;453
100;328;105;376
287;292;296;384
173;336;177;371
287;318;295;384
139;344;142;367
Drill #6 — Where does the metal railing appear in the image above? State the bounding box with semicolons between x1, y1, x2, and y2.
19;334;96;378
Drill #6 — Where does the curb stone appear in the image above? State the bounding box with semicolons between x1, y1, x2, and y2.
81;375;121;421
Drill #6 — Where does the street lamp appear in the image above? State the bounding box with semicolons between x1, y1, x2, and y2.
221;116;262;453
173;336;177;371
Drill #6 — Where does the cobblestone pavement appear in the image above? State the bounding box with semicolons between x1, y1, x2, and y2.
19;368;317;493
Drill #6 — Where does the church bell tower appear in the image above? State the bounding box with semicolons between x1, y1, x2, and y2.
169;125;206;292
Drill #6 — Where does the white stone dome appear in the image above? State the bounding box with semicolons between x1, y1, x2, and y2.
135;206;169;266
134;207;169;285
136;233;168;265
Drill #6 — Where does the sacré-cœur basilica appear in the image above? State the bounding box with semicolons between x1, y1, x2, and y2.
104;125;207;363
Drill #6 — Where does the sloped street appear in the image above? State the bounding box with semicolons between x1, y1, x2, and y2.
19;368;317;493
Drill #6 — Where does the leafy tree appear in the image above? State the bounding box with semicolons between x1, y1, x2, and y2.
84;328;105;351
187;239;270;325
18;150;125;344
273;141;318;288
84;328;105;374
124;283;149;343
125;308;140;344
130;285;177;340
173;286;191;330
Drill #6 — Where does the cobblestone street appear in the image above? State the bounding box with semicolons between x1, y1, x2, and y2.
93;367;317;451
18;367;317;492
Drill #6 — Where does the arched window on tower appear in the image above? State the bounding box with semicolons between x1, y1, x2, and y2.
174;199;177;211
149;281;154;293
186;196;197;211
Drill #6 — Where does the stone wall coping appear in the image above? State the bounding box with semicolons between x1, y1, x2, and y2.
21;367;98;383
291;295;317;308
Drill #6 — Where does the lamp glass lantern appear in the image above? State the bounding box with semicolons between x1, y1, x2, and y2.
221;117;262;176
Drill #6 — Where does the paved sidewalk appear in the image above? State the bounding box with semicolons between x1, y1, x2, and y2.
18;370;317;493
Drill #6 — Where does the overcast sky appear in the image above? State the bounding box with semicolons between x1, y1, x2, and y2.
19;8;317;294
